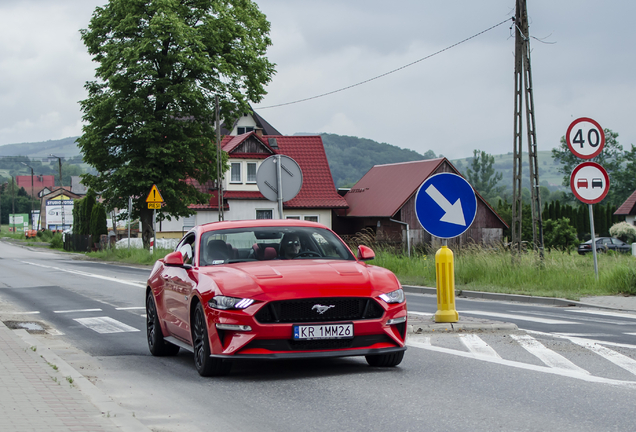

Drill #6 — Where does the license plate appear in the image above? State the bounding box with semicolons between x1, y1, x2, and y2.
293;323;353;340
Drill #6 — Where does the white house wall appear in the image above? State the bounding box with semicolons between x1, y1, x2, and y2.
156;202;333;237
225;158;263;191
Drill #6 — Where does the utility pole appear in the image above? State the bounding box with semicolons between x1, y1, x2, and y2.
50;154;65;230
511;0;544;257
216;95;224;221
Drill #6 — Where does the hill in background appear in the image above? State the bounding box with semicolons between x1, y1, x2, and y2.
0;134;568;192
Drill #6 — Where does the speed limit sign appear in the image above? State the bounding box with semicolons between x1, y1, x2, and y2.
566;117;604;159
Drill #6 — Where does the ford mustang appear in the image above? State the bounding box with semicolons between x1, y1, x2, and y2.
146;219;407;376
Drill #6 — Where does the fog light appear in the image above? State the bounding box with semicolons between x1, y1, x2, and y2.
387;316;406;325
216;324;252;331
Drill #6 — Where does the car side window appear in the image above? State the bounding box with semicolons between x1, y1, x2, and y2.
177;235;196;265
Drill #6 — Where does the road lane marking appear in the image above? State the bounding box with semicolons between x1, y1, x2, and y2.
11;311;40;315
459;334;501;358
509;334;589;374
461;310;578;325
526;330;636;350
74;317;140;334
565;309;636;320
115;307;145;310
511;310;636;326
568;337;636;376
54;308;103;314
22;261;146;288
406;340;636;389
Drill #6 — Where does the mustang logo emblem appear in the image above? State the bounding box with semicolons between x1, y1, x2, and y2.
312;304;335;314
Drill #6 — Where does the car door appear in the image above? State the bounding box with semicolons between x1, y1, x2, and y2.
162;234;197;343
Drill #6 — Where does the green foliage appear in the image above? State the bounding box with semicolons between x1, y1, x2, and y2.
320;133;435;188
73;189;97;235
543;218;578;251
465;149;504;203
78;0;275;248
49;232;63;249
0;180;38;224
610;222;636;244
90;202;108;245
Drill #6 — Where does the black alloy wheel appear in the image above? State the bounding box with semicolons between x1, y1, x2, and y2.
146;291;180;356
192;303;231;377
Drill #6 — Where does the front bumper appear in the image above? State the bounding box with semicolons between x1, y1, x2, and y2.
208;346;406;360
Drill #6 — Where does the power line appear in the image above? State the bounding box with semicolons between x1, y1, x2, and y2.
256;17;513;110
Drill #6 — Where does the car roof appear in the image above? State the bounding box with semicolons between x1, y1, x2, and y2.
194;219;329;234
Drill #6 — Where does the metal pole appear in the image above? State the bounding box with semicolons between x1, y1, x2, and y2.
30;167;34;229
151;208;156;254
589;204;598;280
128;196;132;251
216;95;224;221
276;155;283;219
58;157;65;231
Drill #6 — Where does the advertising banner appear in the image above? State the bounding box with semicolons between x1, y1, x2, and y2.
46;199;74;230
9;214;29;232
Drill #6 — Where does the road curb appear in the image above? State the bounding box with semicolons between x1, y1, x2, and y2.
402;285;630;311
407;312;518;334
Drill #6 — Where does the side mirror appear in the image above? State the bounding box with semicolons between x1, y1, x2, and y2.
164;251;191;269
357;245;375;261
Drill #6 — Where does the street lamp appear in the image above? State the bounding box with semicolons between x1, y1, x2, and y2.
49;154;65;230
21;162;34;230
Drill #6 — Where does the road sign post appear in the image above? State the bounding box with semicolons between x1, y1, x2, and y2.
146;185;165;253
570;161;609;280
415;173;477;323
256;155;303;219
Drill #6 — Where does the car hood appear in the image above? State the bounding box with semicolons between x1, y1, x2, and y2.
196;260;401;300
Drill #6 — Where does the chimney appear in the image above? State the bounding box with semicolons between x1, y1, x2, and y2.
255;127;263;137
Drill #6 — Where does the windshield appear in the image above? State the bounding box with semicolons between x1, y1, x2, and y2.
199;226;355;266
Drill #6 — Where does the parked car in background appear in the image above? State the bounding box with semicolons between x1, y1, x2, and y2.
577;237;632;255
146;219;407;376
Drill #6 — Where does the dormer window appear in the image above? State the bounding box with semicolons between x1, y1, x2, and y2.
237;126;254;135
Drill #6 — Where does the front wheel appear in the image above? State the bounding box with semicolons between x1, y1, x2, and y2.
192;303;232;376
146;291;180;356
365;351;405;367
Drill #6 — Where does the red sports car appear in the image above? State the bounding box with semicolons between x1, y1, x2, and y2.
146;219;407;376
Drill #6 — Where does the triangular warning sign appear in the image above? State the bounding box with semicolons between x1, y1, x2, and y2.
146;184;164;203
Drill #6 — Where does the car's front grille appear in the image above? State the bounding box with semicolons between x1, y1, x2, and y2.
243;334;394;352
254;297;384;324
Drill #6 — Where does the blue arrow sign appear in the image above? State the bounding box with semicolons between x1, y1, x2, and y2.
414;173;477;239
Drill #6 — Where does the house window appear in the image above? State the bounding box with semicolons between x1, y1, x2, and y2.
286;216;301;220
304;215;319;223
256;209;273;219
237;126;254;135
247;162;257;183
230;162;242;183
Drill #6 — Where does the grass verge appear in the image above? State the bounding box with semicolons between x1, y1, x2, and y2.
374;246;636;300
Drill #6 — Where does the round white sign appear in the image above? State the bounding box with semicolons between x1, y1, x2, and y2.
566;117;604;159
570;161;610;204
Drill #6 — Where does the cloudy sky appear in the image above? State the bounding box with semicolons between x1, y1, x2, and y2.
0;0;634;160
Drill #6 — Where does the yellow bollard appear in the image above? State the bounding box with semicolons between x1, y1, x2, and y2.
434;245;459;323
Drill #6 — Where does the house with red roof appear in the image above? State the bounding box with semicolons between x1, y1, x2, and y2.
335;158;508;248
15;174;55;197
614;190;636;226
157;130;348;236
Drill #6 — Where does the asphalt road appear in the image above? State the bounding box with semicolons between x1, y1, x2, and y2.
2;240;636;432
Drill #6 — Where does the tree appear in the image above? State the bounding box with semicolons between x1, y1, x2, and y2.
612;144;636;204
543;218;578;252
552;128;624;205
465;150;503;203
90;202;108;247
78;0;275;248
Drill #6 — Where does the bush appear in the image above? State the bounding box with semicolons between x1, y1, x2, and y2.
49;232;63;249
609;222;636;244
90;202;108;246
543;218;578;251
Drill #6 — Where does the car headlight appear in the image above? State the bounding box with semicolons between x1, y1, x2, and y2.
208;296;255;310
379;289;405;304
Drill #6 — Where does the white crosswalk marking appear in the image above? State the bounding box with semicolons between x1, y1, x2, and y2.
459;334;500;358
565;309;636;320
569;337;636;376
509;334;589;374
74;317;140;334
461;310;578;325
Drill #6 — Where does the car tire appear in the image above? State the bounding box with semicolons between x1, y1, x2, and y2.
192;302;232;377
146;291;180;356
365;351;405;367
